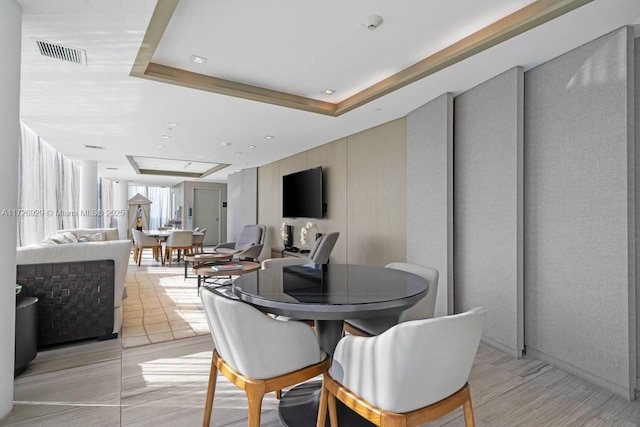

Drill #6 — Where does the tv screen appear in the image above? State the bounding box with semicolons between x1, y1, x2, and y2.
283;167;324;218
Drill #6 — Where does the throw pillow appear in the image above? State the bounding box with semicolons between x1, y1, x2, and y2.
49;235;68;244
87;232;105;241
61;231;78;243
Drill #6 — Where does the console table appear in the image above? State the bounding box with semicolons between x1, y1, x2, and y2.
270;247;310;259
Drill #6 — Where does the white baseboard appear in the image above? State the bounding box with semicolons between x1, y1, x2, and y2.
481;336;522;359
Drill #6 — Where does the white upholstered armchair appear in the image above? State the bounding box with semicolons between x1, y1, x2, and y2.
344;262;439;336
318;307;487;427
200;287;329;427
213;224;266;261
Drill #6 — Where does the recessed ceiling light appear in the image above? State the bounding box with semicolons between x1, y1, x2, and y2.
167;122;179;128
190;55;208;65
221;142;231;147
156;145;165;148
84;144;104;150
234;152;242;155
196;155;204;158
264;135;274;140
106;167;118;170
322;89;335;95
248;145;256;148
161;135;171;139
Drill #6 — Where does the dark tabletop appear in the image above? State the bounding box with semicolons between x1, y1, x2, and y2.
232;263;428;321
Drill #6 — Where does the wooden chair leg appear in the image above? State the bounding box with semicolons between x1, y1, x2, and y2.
245;384;266;427
138;247;143;266
327;392;338;427
462;394;475;427
168;248;173;267
316;383;328;427
202;355;218;427
275;389;282;399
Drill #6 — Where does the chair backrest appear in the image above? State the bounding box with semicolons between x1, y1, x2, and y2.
193;227;201;232
166;230;193;247
385;262;439;323
261;257;310;269
158;226;173;231
235;224;266;249
132;228;158;247
192;228;206;245
200;288;323;379
331;307;486;413
309;232;339;263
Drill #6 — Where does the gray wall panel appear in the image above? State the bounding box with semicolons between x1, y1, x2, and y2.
227;168;257;241
453;67;524;357
524;27;635;397
636;35;640;390
406;93;453;317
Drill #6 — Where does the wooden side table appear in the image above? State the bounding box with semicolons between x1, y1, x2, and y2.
183;252;233;278
192;261;260;293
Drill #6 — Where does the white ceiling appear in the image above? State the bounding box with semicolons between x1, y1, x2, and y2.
17;0;640;186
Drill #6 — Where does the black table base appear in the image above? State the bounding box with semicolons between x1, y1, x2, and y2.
278;380;375;427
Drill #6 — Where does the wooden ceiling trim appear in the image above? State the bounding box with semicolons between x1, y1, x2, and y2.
131;0;592;117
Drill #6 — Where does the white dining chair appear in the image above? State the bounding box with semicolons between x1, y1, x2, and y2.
344;262;438;336
200;287;329;427
318;307;487;427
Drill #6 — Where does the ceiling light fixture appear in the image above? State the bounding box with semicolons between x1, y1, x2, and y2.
156;145;165;148
221;142;231;147
167;122;179;128
84;144;104;150
248;145;256;148
322;89;335;95
190;55;208;65
106;167;118;170
264;135;274;140
361;15;383;30
161;134;171;139
234;152;242;155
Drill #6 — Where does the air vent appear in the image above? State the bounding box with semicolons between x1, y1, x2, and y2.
85;145;104;150
34;39;87;66
106;167;119;170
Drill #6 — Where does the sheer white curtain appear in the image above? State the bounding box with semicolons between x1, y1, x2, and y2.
17;122;80;246
128;185;171;229
97;177;116;228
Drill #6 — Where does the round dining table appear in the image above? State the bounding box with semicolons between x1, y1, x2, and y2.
232;263;429;427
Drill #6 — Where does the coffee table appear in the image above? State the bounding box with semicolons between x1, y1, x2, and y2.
192;260;260;293
183;252;233;278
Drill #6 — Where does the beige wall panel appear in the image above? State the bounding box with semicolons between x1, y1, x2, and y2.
258;162;280;260
306;138;348;263
346;118;407;266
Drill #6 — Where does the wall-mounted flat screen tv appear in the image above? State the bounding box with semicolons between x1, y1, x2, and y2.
283;167;324;218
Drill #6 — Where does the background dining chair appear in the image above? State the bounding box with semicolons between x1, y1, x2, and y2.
132;229;163;266
307;232;339;263
157;226;173;231
162;230;193;267
344;262;438;336
191;228;206;253
318;307;487;427
200;287;329;427
213;224;266;261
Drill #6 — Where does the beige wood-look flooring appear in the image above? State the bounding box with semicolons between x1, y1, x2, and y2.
5;336;640;426
4;248;640;426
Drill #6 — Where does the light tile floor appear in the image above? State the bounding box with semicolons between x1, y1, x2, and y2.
5;335;640;426
121;249;212;348
4;248;640;426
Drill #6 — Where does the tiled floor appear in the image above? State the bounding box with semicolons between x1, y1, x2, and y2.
4;249;640;426
121;250;211;348
5;336;640;427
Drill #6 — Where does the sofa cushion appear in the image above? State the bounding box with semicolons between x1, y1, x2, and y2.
80;232;105;242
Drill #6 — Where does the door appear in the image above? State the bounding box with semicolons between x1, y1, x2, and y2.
193;188;221;246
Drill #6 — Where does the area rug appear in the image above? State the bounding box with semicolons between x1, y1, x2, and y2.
120;251;211;348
